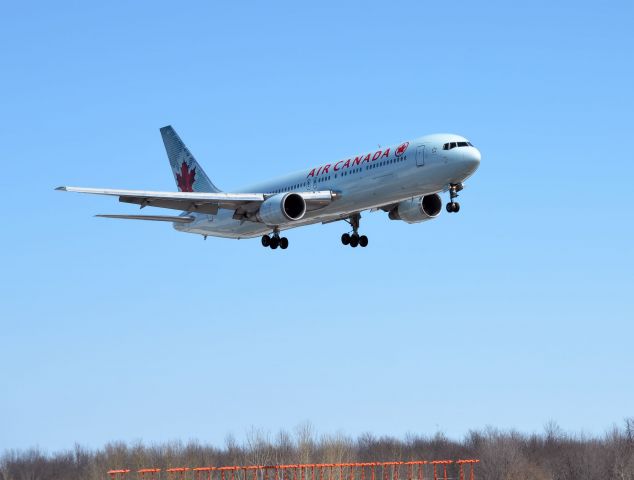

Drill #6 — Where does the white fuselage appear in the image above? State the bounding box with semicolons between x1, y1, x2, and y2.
175;133;481;239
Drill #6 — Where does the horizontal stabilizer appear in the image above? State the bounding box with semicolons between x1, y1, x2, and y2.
95;214;194;223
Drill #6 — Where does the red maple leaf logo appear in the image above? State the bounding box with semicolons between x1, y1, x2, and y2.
395;142;409;156
176;161;196;192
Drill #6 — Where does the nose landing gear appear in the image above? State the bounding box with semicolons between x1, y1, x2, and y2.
341;213;368;248
261;229;289;250
446;183;463;213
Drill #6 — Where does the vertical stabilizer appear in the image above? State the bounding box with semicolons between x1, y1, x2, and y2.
160;126;221;192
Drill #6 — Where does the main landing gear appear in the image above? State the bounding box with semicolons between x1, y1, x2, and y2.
446;183;463;213
341;213;368;248
261;230;289;250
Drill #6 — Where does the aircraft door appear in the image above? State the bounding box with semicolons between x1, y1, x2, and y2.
416;145;425;166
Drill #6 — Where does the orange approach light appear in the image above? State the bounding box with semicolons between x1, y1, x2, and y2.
107;460;479;480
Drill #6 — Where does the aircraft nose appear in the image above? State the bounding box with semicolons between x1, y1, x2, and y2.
463;146;481;170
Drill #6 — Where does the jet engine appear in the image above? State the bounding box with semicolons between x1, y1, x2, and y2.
257;193;307;226
388;194;442;224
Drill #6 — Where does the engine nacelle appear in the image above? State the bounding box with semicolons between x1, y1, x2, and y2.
257;193;307;226
388;194;442;224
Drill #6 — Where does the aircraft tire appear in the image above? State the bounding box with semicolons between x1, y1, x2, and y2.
359;235;368;247
349;234;359;248
341;233;350;245
261;235;271;247
270;237;280;249
446;202;460;213
280;237;289;249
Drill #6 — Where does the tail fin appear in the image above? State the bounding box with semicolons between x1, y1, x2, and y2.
160;125;221;193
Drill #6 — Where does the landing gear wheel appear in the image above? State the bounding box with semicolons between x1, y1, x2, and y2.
342;213;368;248
270;236;280;249
446;202;460;213
261;235;271;247
279;237;289;249
447;183;463;213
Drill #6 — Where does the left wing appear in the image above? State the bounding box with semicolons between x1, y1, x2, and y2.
56;186;337;217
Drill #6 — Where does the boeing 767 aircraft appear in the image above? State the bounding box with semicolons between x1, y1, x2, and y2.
57;126;480;249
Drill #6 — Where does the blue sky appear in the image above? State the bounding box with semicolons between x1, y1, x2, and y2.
1;0;633;453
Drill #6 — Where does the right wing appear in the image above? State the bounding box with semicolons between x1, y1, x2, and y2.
95;214;195;223
56;186;338;217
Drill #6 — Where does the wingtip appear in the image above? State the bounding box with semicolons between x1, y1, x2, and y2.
55;186;67;191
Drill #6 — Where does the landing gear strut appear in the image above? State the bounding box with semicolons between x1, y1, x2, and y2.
446;183;463;213
262;229;289;250
341;213;368;248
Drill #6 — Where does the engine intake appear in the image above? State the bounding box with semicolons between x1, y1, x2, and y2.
257;193;307;226
388;194;442;224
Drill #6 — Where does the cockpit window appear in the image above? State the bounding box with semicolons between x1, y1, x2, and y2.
443;141;474;150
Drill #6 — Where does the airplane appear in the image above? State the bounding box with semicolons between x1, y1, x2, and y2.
57;126;480;249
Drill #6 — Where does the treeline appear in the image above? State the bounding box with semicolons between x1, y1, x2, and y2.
2;420;634;480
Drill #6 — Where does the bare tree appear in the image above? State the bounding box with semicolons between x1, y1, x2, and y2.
245;427;274;467
3;419;634;480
